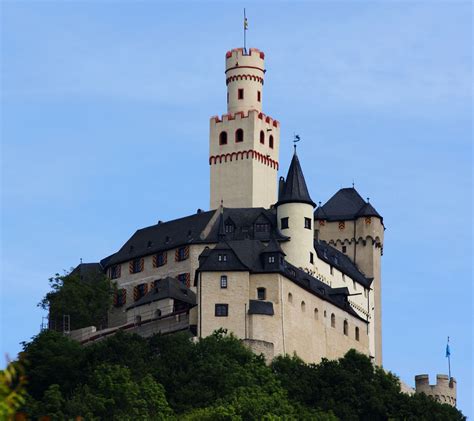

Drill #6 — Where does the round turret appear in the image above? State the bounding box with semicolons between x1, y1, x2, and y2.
225;48;265;114
415;374;457;407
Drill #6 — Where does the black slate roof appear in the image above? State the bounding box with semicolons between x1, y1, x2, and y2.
197;239;367;322
315;187;381;222
314;241;372;288
127;277;196;310
248;300;274;316
277;151;316;207
70;263;104;280
102;208;287;268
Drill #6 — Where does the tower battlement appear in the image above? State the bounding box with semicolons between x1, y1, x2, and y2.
210;110;279;127
415;374;457;407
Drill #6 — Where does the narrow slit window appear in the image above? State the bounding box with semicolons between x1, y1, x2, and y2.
260;130;265;144
238;88;244;100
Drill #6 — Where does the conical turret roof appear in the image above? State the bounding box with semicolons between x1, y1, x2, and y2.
276;150;316;207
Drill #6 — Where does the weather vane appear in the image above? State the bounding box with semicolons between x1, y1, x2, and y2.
293;133;301;151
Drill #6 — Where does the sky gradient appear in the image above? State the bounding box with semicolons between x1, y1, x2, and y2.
1;1;472;417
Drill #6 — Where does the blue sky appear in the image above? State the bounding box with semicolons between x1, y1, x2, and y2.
1;1;472;416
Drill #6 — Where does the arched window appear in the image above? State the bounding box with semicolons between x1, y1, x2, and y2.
257;287;266;300
235;128;244;143
355;326;360;341
331;313;336;328
314;308;319;320
343;319;348;336
219;131;227;145
288;292;293;303
301;301;306;312
324;310;327;318
269;135;274;149
260;130;265;144
155;309;162;318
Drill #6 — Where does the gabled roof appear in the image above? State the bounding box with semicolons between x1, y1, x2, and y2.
102;207;287;268
261;237;285;255
314;241;372;288
127;277;196;310
276;150;316;207
315;187;381;222
70;263;104;280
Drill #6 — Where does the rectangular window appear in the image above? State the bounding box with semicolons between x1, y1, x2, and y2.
238;88;244;100
225;224;234;233
215;304;229;317
330;266;334;275
281;217;289;229
110;264;121;279
130;258;143;274
268;256;275;263
310;252;314;264
342;245;347;253
257;91;261;102
218;254;228;262
257;288;266;300
178;273;191;288
304;217;312;230
175;246;189;262
153;252;167;267
113;288;126;307
220;275;228;289
133;283;148;301
255;223;270;232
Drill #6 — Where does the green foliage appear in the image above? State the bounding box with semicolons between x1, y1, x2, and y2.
39;270;113;331
0;358;27;419
18;330;465;420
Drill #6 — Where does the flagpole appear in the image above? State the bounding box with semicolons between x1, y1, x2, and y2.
243;8;247;54
447;336;451;379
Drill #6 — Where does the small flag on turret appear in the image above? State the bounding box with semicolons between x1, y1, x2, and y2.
446;339;451;358
244;16;248;30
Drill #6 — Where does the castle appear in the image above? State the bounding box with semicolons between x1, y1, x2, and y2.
65;46;456;405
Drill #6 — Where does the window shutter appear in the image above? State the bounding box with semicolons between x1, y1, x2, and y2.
113;291;118;306
121;289;126;305
175;249;179;262
143;283;148;295
152;254;157;267
133;286;139;301
185;273;191;288
117;265;121;278
185;246;190;259
129;261;134;274
139;258;144;272
163;252;168;265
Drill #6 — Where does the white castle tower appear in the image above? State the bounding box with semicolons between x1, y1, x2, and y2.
209;48;280;209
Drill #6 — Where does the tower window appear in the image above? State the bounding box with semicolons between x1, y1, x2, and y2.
269;135;274;149
342;245;347;253
301;301;306;312
257;91;261;102
219;131;228;145
314;308;319;320
330;266;334;275
260;130;265;144
304;217;312;230
310;252;314;264
288;292;293;303
343;319;348;336
281;217;289;229
235;128;244;143
257;287;266;300
220;275;228;289
355;326;360;341
215;303;229;317
238;88;244;100
331;313;336;328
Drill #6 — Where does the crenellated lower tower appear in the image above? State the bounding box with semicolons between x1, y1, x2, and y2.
209;48;280;209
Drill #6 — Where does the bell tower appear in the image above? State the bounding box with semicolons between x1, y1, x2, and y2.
209;48;280;210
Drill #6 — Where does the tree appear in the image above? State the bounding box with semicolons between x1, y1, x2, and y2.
0;359;27;419
39;269;113;331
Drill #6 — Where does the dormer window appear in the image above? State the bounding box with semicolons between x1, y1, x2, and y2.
218;253;228;262
225;224;234;233
255;223;270;232
268;256;275;263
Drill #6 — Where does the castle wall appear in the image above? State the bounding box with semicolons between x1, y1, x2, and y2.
316;216;383;365
198;271;370;364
